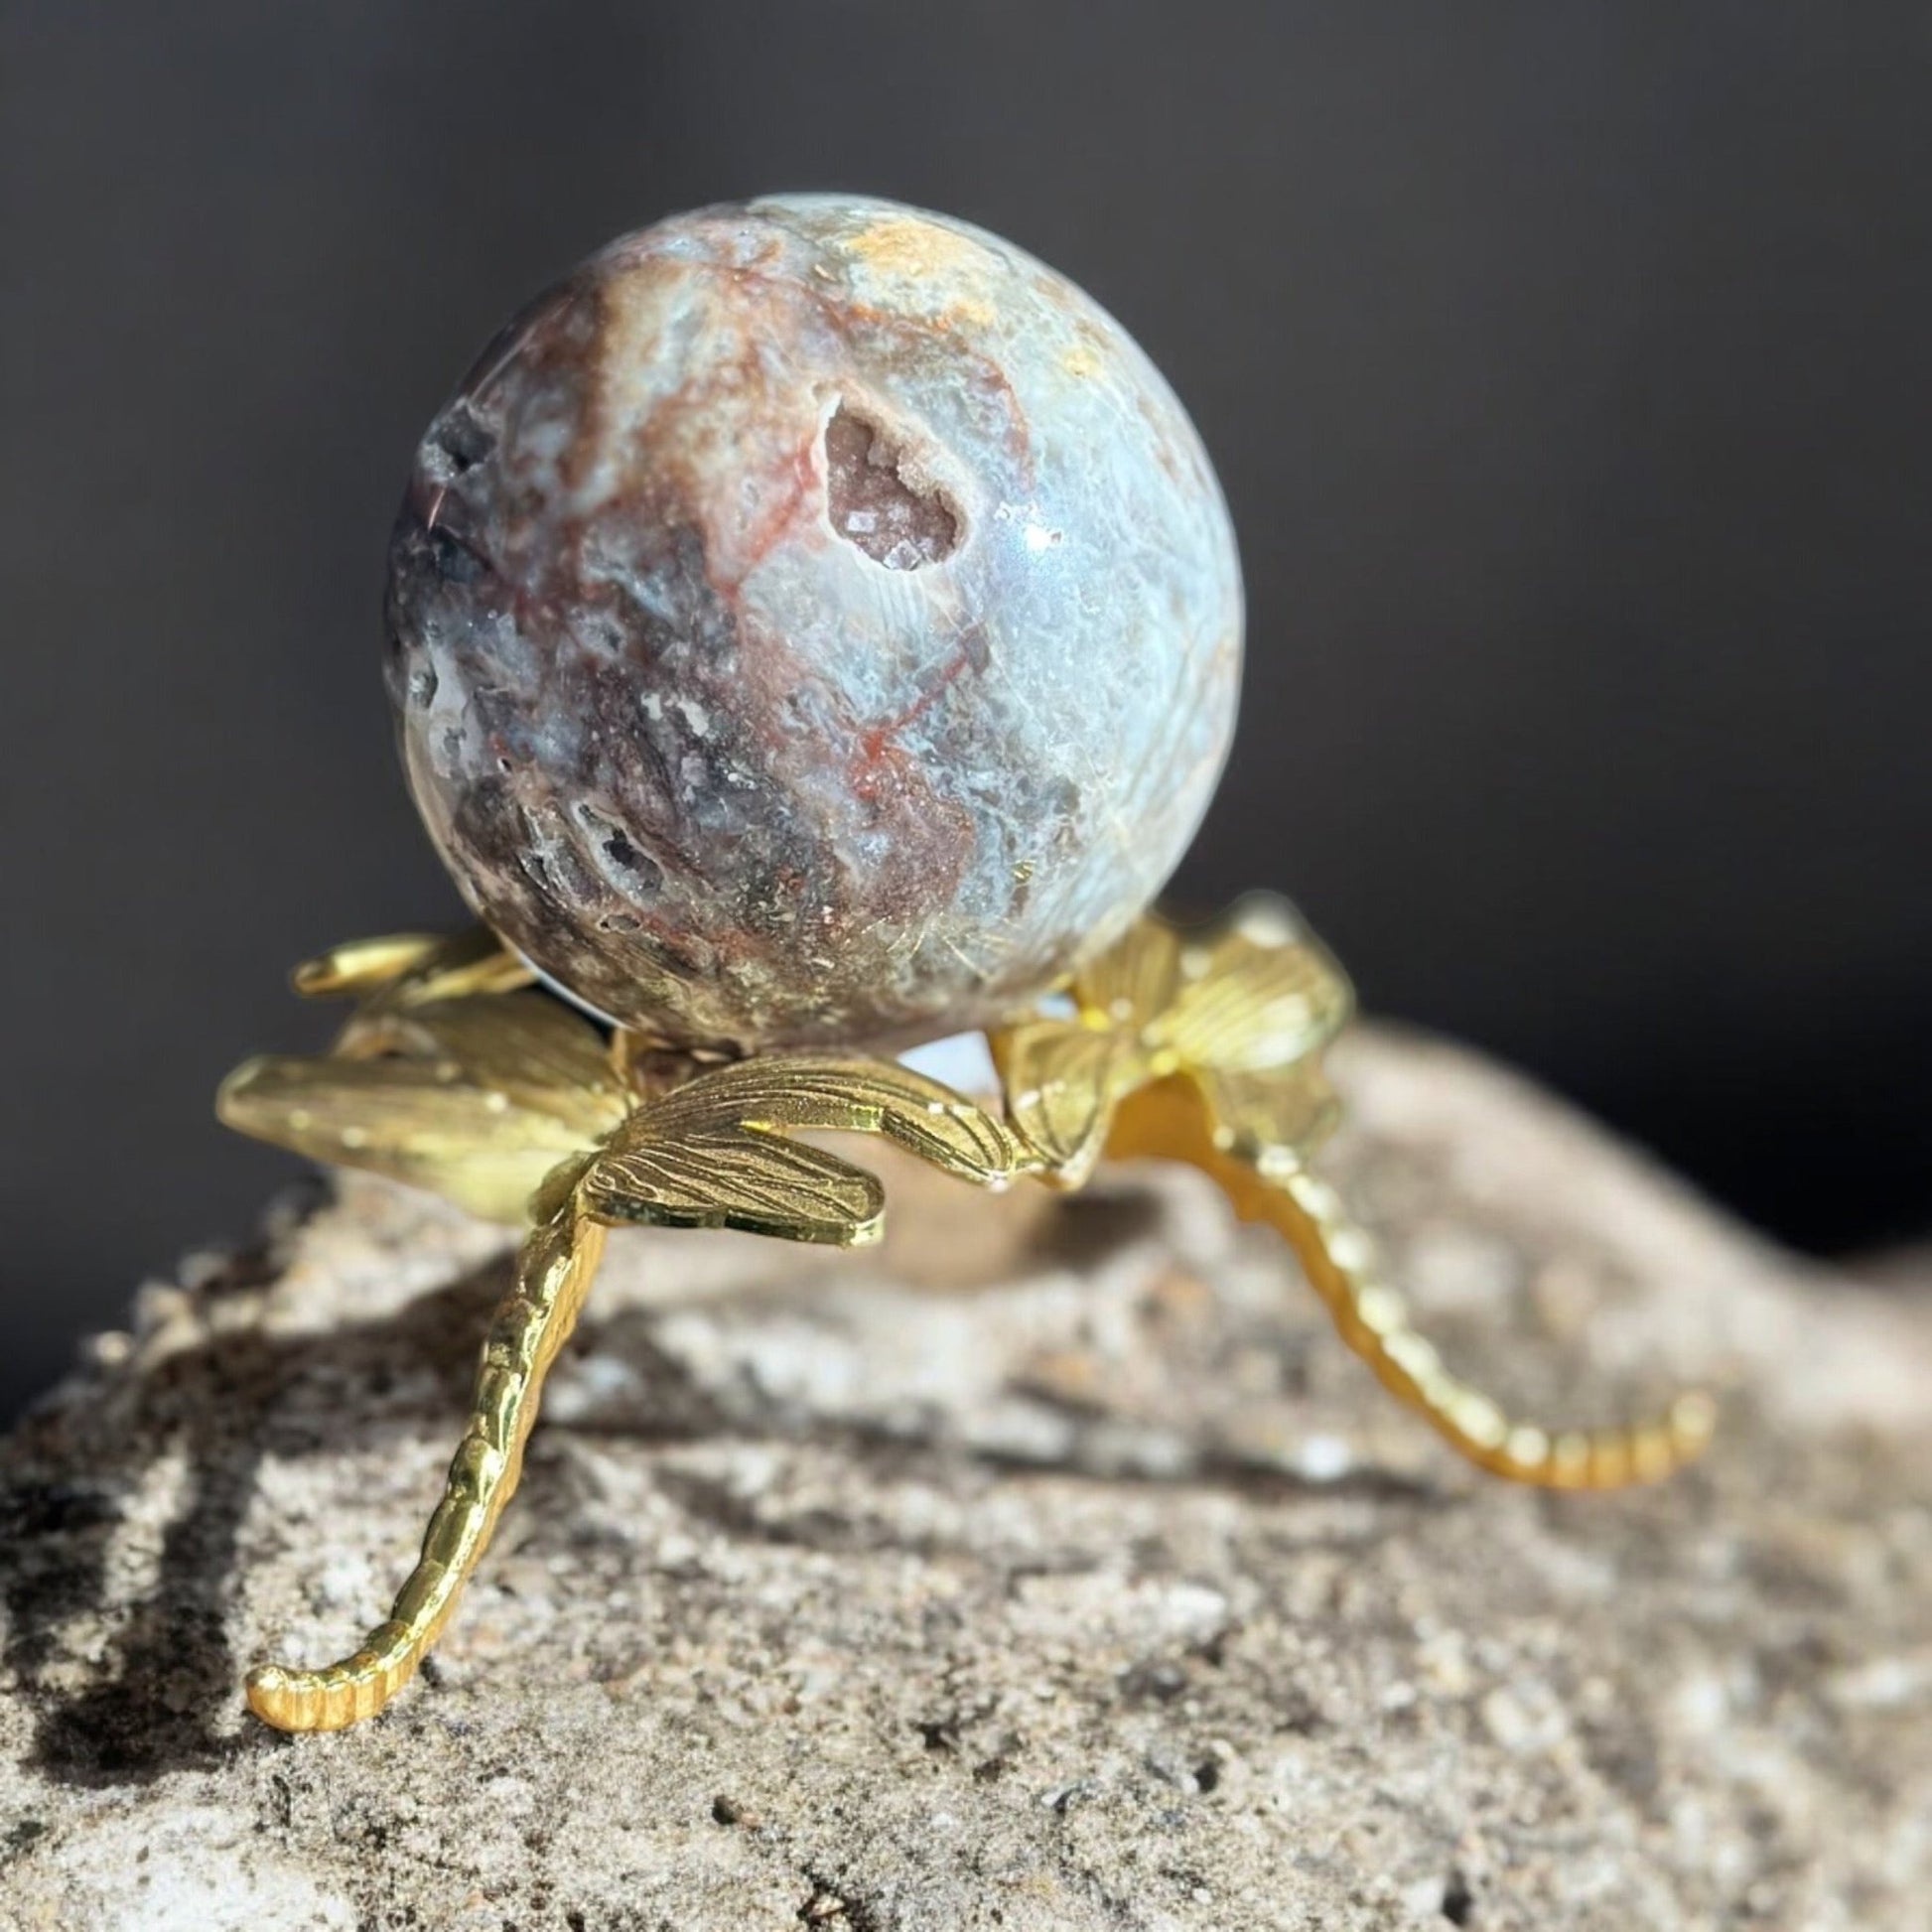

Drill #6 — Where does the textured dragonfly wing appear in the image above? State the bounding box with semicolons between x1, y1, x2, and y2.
1070;916;1183;1032
1196;1061;1342;1166
581;1125;886;1245
291;933;449;999
1165;896;1355;1073
340;991;627;1140
989;1020;1129;1186
295;926;535;1008
216;1053;595;1223
826;1058;1036;1182
640;1055;1035;1187
580;1054;1037;1247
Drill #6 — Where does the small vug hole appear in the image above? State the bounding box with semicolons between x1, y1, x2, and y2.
824;402;959;570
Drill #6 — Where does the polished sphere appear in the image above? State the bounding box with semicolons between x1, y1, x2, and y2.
387;195;1241;1050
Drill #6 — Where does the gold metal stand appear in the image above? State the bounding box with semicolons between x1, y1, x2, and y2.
220;899;1713;1731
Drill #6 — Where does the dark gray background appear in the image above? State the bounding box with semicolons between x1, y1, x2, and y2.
4;3;1928;1418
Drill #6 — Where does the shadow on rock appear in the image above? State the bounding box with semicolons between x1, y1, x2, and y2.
0;1254;516;1786
0;1202;1439;1789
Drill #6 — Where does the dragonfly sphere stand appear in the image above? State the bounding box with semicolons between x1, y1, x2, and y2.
222;197;1714;1732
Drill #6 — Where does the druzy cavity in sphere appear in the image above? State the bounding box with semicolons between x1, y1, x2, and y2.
386;195;1242;1050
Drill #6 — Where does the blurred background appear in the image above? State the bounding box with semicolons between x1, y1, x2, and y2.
3;3;1928;1418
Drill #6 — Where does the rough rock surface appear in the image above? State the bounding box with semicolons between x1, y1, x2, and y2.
2;1029;1929;1930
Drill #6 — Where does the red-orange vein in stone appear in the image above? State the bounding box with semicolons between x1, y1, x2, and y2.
852;639;983;804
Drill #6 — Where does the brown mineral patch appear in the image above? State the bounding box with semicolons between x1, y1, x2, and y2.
587;259;693;483
941;297;997;331
841;212;998;286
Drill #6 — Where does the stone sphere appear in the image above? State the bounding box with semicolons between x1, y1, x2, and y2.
386;194;1241;1051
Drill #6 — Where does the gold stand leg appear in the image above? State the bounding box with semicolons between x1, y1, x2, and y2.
1111;1077;1716;1489
246;1201;607;1730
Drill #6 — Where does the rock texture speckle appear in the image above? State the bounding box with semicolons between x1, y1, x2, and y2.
3;1029;1930;1930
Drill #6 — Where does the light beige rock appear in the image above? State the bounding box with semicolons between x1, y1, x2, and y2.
2;1028;1928;1930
